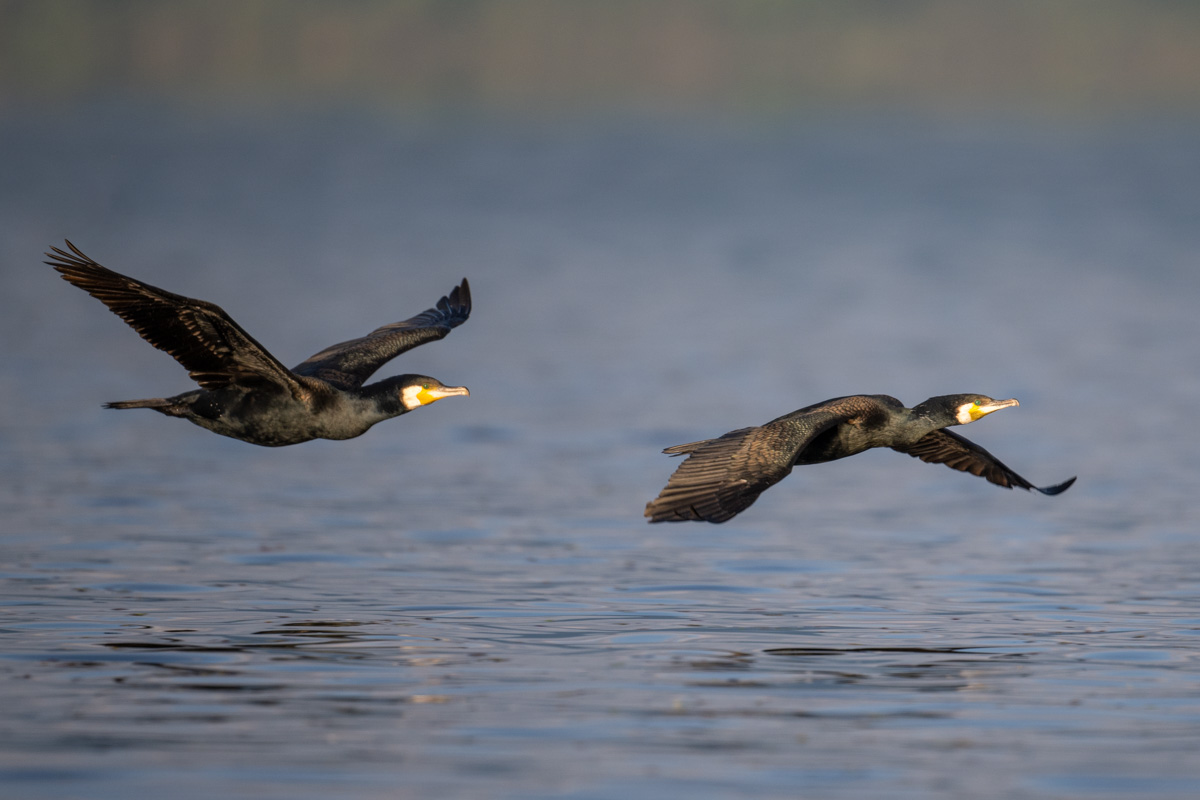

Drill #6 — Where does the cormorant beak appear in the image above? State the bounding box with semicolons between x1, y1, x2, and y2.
971;397;1019;421
416;385;470;406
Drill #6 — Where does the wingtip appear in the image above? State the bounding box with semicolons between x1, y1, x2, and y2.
1036;476;1076;496
643;497;675;523
644;493;729;524
45;239;94;271
442;277;471;318
643;507;695;524
44;241;70;263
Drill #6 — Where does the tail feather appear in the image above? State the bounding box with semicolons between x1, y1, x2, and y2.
661;428;754;456
662;439;714;456
104;398;173;410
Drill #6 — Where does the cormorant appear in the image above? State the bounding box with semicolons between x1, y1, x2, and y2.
47;240;471;447
645;394;1075;523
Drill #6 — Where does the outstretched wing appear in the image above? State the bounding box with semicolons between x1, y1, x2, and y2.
47;240;303;395
645;412;845;524
291;278;471;390
893;429;1075;495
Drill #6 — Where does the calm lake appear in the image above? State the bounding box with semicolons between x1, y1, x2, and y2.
2;106;1199;799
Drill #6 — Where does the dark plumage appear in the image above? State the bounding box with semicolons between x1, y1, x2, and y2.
645;394;1075;523
47;240;471;446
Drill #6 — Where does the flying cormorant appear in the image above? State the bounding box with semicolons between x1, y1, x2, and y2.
47;240;471;447
645;394;1075;523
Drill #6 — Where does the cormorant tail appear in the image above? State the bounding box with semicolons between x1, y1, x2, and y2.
105;398;175;410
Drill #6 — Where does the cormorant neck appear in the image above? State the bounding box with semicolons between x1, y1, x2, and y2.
358;378;409;419
897;404;955;444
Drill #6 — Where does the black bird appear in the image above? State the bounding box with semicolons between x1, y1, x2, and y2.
645;394;1075;523
47;240;471;447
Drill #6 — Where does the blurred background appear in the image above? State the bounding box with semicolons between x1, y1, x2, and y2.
3;0;1200;114
3;0;1197;483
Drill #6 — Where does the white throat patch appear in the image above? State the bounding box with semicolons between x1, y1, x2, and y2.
401;385;424;410
955;403;977;425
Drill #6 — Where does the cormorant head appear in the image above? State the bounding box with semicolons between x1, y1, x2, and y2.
915;394;1019;426
396;375;470;411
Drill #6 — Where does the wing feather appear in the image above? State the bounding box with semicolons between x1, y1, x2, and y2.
292;279;471;389
47;241;302;395
646;412;846;523
893;429;1075;495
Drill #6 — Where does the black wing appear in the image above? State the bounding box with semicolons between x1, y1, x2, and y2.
291;278;471;390
47;241;303;395
645;412;845;524
893;429;1075;495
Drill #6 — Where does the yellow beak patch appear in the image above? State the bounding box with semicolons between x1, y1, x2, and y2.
971;397;1020;420
417;385;470;406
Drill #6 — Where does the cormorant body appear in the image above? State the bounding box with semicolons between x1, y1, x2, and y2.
47;241;471;446
645;394;1075;523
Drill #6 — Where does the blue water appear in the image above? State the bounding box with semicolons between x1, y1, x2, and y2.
2;106;1199;798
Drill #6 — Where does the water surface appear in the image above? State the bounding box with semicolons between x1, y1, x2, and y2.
1;108;1199;798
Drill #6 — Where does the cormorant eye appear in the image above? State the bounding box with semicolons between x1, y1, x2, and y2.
422;383;430;390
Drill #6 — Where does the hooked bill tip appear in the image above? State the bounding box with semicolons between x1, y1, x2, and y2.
985;397;1019;411
430;385;469;400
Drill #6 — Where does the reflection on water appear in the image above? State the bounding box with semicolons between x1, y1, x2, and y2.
1;108;1199;799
